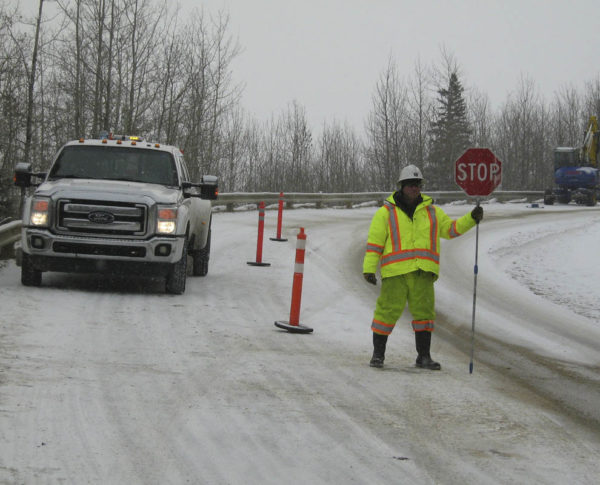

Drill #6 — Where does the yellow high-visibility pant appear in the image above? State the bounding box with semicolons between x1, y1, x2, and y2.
370;270;435;336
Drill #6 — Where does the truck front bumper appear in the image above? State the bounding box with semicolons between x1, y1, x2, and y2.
21;228;185;275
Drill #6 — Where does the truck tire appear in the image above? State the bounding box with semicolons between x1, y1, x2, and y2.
166;238;188;294
21;252;42;287
587;191;597;206
543;189;554;205
192;228;210;277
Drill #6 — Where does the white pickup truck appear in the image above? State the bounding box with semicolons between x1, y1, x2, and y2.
14;135;218;294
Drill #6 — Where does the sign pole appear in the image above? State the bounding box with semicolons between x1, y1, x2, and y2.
454;147;502;374
469;198;480;374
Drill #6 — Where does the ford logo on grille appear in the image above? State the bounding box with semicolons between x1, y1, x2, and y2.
88;211;115;224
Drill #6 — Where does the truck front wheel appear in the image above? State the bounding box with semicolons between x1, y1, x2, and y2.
166;238;188;294
21;252;42;286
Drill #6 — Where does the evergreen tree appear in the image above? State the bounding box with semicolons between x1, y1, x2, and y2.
427;72;471;189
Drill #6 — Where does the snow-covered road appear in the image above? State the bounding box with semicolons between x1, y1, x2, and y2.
1;202;599;484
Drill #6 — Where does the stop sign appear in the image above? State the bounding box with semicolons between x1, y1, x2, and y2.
454;148;502;196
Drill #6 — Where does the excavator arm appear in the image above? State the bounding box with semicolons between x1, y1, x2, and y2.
580;115;599;166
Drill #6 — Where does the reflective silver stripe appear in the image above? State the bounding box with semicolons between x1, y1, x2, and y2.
384;201;400;251
294;262;304;273
296;239;306;250
391;210;401;251
412;321;435;331
371;320;393;334
366;243;383;254
427;206;438;253
449;221;461;238
382;250;439;265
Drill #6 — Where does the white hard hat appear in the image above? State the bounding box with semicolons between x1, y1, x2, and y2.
397;164;423;184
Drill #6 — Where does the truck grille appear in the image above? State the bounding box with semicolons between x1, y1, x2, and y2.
56;199;147;236
52;241;146;257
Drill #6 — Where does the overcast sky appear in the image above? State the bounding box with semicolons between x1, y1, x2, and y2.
18;0;600;131
186;0;599;130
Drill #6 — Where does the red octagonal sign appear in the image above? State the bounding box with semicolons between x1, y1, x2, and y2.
455;148;502;196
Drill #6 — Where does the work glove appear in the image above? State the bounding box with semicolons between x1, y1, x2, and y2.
363;273;377;285
471;206;483;223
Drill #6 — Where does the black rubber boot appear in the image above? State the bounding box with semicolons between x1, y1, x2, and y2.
415;331;441;370
370;333;388;368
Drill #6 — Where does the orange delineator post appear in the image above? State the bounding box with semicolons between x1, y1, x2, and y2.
270;192;287;242
247;201;270;267
274;227;313;333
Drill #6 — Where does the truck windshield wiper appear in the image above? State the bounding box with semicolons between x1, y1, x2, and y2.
48;174;81;180
111;177;141;182
48;174;106;180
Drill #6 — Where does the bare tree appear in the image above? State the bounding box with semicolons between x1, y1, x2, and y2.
182;8;241;179
315;120;364;192
8;0;600;202
219;107;247;191
103;0;117;130
202;10;242;174
430;46;461;96
279;100;313;191
406;58;432;168
122;0;166;133
153;9;190;144
582;76;600;121
257;116;284;191
90;0;106;135
0;2;28;217
468;87;492;148
23;0;44;165
551;84;583;146
365;58;409;190
240;118;265;192
493;75;551;189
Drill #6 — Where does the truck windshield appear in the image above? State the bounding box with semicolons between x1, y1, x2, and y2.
49;145;179;186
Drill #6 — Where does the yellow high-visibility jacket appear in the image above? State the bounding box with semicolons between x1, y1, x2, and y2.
363;193;477;279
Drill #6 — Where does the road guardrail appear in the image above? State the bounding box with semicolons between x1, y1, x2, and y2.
212;190;544;211
0;190;544;255
0;220;22;259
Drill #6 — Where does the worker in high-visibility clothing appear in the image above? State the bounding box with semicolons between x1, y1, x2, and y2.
363;164;483;370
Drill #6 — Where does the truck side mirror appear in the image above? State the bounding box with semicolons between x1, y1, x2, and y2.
14;163;33;188
200;175;218;200
181;176;218;199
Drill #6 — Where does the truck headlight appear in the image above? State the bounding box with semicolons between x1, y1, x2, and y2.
157;207;177;234
30;198;50;227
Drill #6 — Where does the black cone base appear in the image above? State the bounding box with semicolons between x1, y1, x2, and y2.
269;237;288;242
274;320;313;333
247;261;271;266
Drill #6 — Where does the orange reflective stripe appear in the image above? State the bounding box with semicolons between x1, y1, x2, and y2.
371;319;395;335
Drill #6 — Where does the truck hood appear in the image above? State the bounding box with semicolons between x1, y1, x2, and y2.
35;178;181;205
